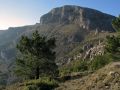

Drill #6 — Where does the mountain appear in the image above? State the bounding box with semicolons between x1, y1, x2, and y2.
40;5;114;32
39;5;115;63
0;5;116;85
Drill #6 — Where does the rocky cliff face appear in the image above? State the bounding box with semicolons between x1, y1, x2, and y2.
40;5;115;32
83;42;105;60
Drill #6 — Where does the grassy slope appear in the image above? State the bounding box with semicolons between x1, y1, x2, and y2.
56;62;120;90
4;77;58;90
4;62;120;90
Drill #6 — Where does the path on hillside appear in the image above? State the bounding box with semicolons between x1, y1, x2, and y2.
55;62;120;90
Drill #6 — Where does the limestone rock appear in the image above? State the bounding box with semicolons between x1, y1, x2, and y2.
83;43;105;60
40;5;115;32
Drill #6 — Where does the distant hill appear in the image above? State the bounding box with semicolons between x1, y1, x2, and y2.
0;5;116;85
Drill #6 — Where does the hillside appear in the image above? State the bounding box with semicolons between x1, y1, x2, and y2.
4;62;120;90
0;5;116;85
56;62;120;90
0;5;115;63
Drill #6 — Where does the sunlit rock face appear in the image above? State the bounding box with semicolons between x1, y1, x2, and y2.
40;5;115;32
83;43;105;60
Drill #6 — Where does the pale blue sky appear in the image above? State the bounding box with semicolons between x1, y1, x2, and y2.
0;0;119;29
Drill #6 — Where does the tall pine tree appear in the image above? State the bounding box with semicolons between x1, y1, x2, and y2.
14;31;58;79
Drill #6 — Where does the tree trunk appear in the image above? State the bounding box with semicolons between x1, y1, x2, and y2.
36;66;39;79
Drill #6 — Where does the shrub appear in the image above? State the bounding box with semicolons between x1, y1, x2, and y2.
59;60;88;76
23;77;58;90
90;55;112;70
72;61;88;72
59;66;71;76
24;85;37;90
59;54;113;77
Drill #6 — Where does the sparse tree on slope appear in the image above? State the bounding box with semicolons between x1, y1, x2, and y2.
14;30;58;79
112;15;120;32
105;16;120;59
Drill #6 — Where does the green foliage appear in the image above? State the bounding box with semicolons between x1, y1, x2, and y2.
59;66;71;76
24;85;37;90
14;30;58;79
79;48;84;53
60;54;114;76
105;16;120;60
112;15;120;31
90;55;112;70
71;60;88;72
105;35;120;54
59;60;88;76
23;77;58;90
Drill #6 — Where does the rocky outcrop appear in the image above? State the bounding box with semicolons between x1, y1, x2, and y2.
83;42;105;60
59;41;105;65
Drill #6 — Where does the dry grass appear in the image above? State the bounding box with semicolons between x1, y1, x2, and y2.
55;62;120;90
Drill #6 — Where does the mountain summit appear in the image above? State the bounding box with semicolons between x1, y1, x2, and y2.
40;5;115;32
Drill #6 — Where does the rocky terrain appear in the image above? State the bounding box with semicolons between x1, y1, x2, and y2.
56;62;120;90
0;5;116;85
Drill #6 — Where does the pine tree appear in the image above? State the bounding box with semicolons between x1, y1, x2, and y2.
105;16;120;59
14;31;58;79
112;15;120;32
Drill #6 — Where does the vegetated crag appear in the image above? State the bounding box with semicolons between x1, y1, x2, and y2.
83;42;105;60
0;5;116;85
58;40;105;65
56;62;120;90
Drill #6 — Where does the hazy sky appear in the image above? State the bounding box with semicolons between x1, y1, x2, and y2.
0;0;119;30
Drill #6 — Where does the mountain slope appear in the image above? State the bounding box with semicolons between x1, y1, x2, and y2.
0;5;116;64
4;62;120;90
0;5;116;85
56;62;120;90
38;5;115;64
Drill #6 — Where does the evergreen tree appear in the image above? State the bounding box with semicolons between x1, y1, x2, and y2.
14;31;58;79
112;15;120;32
105;16;120;59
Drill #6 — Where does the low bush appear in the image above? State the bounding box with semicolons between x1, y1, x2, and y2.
72;61;88;72
23;77;58;90
90;55;112;70
59;60;88;76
